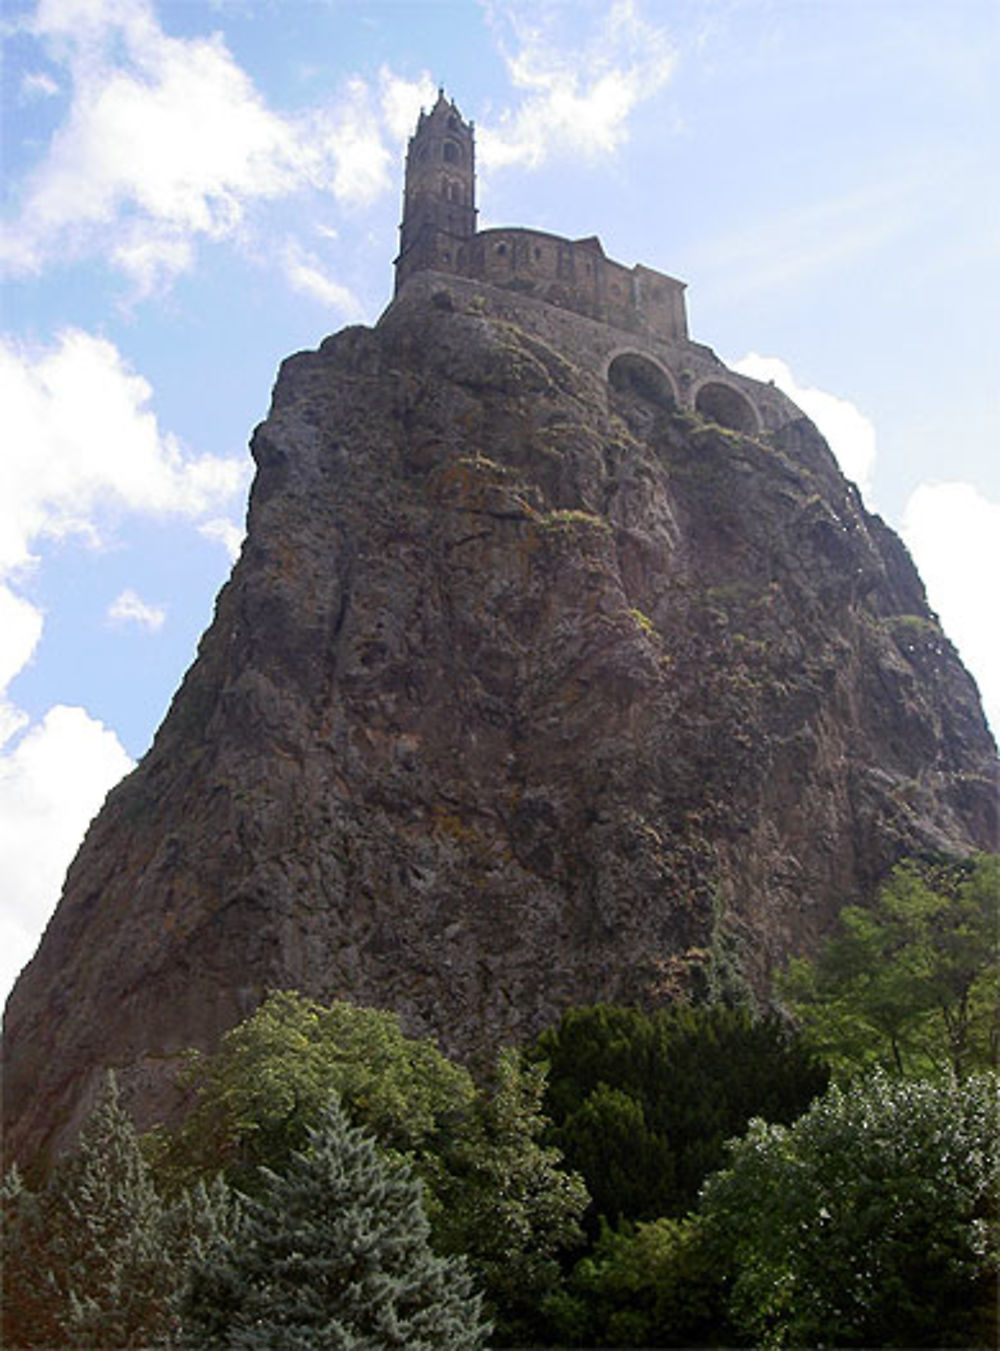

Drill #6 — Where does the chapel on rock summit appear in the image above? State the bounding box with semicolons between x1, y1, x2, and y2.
392;88;799;437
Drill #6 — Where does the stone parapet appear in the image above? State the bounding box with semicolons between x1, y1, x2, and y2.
388;270;804;435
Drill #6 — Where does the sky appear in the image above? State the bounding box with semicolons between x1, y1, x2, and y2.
2;0;998;1011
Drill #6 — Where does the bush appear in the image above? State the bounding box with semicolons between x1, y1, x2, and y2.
544;1215;726;1347
700;1069;999;1347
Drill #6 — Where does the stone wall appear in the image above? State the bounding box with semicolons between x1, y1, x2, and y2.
463;228;688;345
391;270;803;436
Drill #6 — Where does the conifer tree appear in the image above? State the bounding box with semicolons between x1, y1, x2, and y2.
50;1071;175;1347
3;1073;238;1348
2;1162;67;1348
180;1093;489;1350
3;1073;174;1347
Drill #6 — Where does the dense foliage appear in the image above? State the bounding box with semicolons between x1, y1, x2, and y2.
433;1049;589;1344
157;990;476;1192
181;1094;489;1349
700;1069;999;1348
7;912;993;1350
544;1216;726;1348
530;1001;828;1223
782;853;999;1077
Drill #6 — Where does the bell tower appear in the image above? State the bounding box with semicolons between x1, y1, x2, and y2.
394;89;476;294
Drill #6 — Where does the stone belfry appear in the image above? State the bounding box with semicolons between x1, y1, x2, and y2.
394;89;476;294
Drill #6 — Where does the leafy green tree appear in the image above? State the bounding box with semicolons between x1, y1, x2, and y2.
531;1002;827;1222
159;991;477;1192
434;1049;589;1345
544;1215;726;1348
180;1093;490;1350
699;1069;999;1348
782;853;999;1077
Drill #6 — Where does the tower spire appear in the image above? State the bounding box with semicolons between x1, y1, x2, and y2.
394;91;476;294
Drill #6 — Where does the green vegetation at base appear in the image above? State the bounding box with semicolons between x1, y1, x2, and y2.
154;990;477;1194
2;1072;237;1349
544;1215;726;1348
529;1002;828;1226
5;857;998;1348
431;1050;589;1345
180;1094;489;1350
700;1070;998;1349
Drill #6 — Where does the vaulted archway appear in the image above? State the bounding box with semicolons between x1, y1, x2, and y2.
694;381;759;433
607;352;677;409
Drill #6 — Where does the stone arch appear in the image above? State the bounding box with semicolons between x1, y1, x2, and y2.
607;351;678;409
694;380;760;433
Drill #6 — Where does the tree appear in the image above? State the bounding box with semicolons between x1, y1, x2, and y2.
548;1082;675;1227
699;1070;999;1348
2;1162;67;1349
1;1073;177;1347
60;1073;176;1346
545;1216;726;1348
433;1050;589;1345
180;1093;490;1350
159;991;476;1193
530;1002;827;1222
2;1074;241;1349
782;853;999;1077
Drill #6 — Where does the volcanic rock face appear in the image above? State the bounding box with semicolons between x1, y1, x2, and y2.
4;279;997;1165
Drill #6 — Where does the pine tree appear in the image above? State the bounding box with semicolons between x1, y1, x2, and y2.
2;1162;66;1348
54;1071;176;1347
180;1093;490;1350
3;1072;181;1347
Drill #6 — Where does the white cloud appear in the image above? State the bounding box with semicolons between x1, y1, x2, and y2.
312;77;391;207
732;353;877;501
0;705;133;1009
4;0;299;281
379;66;438;146
2;0;411;286
282;242;365;318
0;585;44;699
0;581;42;770
479;0;676;170
107;587;165;632
0;328;247;574
110;230;195;299
901;481;1000;737
19;70;60;100
199;516;245;562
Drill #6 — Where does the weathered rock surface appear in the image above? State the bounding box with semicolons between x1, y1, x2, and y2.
4;279;997;1166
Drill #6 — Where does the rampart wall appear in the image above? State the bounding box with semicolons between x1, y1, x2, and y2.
390;270;804;437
